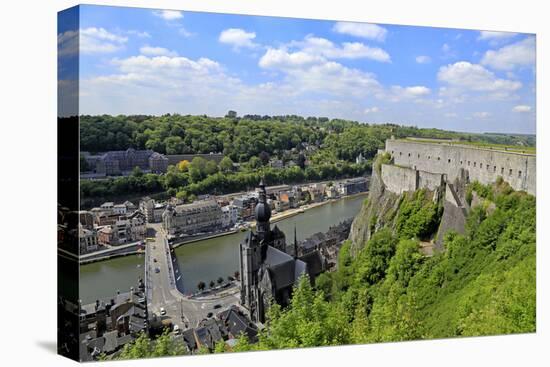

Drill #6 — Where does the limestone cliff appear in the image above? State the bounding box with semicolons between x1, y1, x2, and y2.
348;156;400;254
349;154;469;255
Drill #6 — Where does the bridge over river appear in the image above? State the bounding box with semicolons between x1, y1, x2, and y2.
145;223;240;330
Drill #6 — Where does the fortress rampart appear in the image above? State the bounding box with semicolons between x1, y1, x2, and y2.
384;139;536;196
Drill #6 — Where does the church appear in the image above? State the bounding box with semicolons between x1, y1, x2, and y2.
239;179;325;323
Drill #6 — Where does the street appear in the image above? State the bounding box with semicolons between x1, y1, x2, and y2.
146;222;240;330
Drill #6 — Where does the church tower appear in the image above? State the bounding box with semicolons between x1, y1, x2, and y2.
239;178;272;321
255;178;271;243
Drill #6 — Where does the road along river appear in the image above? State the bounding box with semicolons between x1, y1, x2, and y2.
79;194;366;303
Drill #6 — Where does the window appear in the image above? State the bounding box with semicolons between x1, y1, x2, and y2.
418;154;420;159
518;170;522;178
480;163;483;169
460;160;463;165
494;166;497;172
467;161;470;166
473;162;476;167
408;153;411;157
437;157;441;161
487;164;490;171
399;152;402;156
448;159;451;163
501;167;504;174
509;169;513;176
428;156;431;160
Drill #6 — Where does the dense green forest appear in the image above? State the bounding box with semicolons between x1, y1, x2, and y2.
80;114;535;161
80;114;535;204
112;178;535;359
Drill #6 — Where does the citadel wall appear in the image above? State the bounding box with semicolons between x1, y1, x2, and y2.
385;139;536;195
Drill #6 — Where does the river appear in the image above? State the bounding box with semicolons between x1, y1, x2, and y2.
79;194;366;303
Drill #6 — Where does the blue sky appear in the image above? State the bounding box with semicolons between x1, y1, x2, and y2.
59;4;536;134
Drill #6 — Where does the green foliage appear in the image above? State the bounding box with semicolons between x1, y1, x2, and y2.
115;330;185;360
395;190;442;240
249;183;535;349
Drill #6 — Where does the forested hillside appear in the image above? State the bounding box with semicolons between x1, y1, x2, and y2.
228;179;536;350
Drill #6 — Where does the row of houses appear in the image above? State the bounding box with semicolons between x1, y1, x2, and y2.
178;306;258;353
79;282;148;361
78;201;147;253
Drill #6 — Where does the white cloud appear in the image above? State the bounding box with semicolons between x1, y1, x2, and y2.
179;27;194;38
139;46;178;57
127;30;151;38
473;111;491;119
512;105;532;113
364;107;379;114
438;61;522;93
153;10;183;21
219;28;258;49
478;31;518;41
259;48;324;70
332;22;387;42
444;112;458;118
57;30;78;57
416;55;431;64
385;85;431;102
481;37;535;70
80;27;127;54
279;35;391;63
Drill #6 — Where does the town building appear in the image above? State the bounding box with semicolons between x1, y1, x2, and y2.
162;199;223;236
232;194;258;221
221;205;239;228
79;211;95;230
336;177;368;196
79;225;99;254
94;148;168;176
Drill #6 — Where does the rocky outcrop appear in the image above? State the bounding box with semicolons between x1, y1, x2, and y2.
348;158;400;255
349;156;471;256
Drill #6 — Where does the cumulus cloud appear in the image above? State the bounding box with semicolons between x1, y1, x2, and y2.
385;85;431;102
153;10;183;20
415;55;431;64
80;27;127;54
438;61;522;93
139;46;178;57
481;37;535;70
219;28;258;49
364;107;379;114
478;31;517;41
332;21;387;42
512;105;532;113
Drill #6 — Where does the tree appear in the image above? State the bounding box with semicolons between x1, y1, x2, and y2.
259;151;270;166
297;153;306;169
177;160;190;172
164;136;185;155
225;110;237;118
209;280;216;288
217;277;224;285
197;281;206;291
234;271;240;280
248;156;262;169
189;157;208;182
219;156;234;173
205;160;219;175
130;166;143;177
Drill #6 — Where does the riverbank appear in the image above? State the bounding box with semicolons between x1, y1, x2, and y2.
80;192;368;265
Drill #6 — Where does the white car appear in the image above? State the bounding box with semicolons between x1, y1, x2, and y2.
160;307;166;316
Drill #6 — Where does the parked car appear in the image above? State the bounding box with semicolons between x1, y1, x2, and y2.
213;304;221;309
160;307;166;316
207;312;213;318
155;267;160;273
